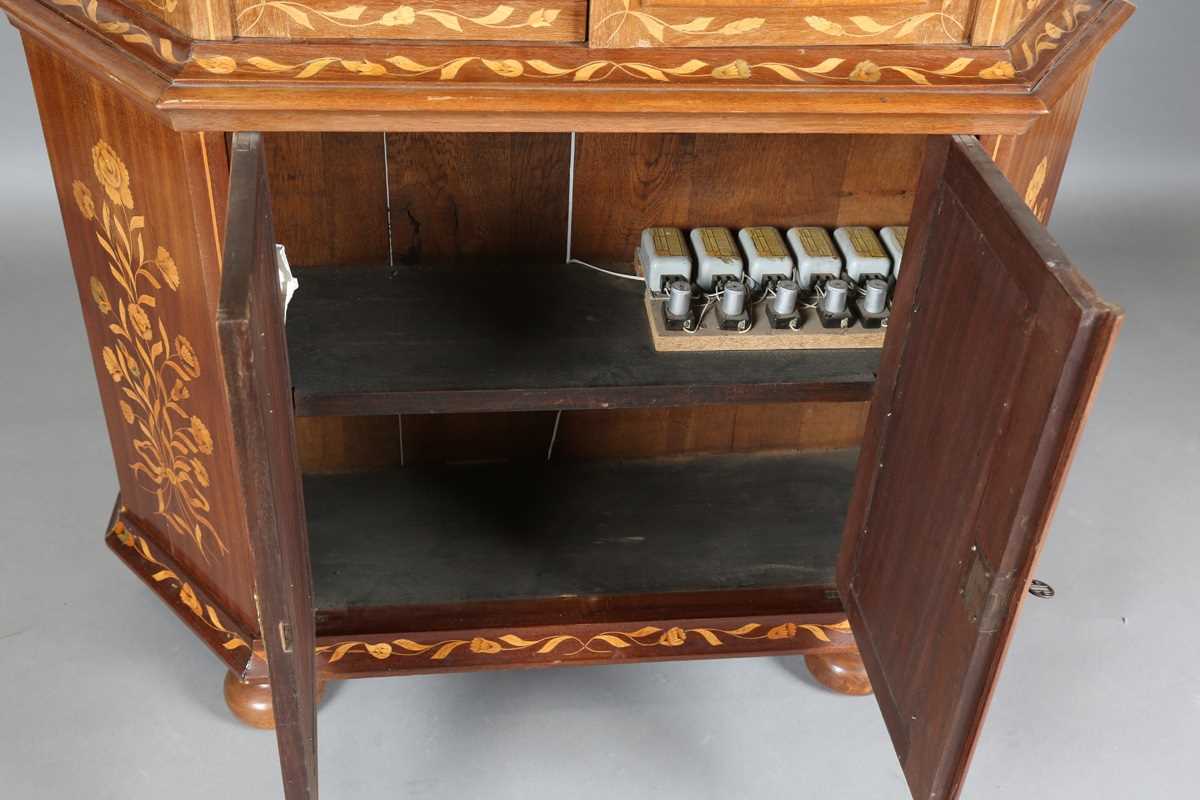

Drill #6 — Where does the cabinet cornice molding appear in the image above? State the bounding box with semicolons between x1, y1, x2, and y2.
2;0;1132;133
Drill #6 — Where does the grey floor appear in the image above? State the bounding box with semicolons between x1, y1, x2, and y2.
2;3;1199;797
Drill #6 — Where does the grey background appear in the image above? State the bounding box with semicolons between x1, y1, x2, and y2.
1;2;1197;797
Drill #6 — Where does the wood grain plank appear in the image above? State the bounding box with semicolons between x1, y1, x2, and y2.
571;133;924;263
554;402;868;460
386;133;570;266
295;415;402;473
263;132;390;267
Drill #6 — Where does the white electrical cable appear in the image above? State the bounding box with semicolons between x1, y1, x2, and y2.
566;258;645;282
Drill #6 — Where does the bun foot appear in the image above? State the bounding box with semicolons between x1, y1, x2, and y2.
224;671;327;729
804;650;873;696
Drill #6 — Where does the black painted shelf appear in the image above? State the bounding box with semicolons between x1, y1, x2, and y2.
286;263;880;416
306;449;856;614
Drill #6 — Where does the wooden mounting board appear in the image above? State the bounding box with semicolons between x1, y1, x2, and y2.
644;293;887;353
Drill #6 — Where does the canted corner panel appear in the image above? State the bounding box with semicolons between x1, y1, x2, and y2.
232;0;586;41
24;38;259;633
589;0;974;49
981;63;1095;223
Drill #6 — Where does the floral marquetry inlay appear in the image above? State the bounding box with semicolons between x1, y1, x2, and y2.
1015;1;1094;70
74;140;226;562
50;0;184;64
317;620;853;664
590;0;971;47
194;52;1024;85
237;1;565;36
113;521;249;652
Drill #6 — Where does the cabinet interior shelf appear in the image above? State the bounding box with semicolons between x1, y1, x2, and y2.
286;263;881;417
307;449;855;631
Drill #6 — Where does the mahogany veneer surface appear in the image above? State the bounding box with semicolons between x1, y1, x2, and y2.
305;450;854;611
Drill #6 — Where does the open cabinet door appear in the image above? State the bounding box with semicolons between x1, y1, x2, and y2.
839;135;1121;800
219;132;318;800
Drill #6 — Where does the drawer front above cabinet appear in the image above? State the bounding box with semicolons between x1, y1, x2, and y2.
234;0;587;41
589;0;974;48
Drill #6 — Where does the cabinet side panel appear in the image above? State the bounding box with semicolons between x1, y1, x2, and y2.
23;36;258;631
980;65;1094;224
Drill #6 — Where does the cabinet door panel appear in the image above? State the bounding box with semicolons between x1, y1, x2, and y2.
839;135;1121;800
219;133;318;800
590;0;972;48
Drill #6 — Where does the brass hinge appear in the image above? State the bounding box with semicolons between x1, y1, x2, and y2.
961;547;1011;634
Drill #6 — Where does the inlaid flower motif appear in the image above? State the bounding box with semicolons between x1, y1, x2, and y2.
90;277;111;315
73;180;95;220
979;61;1016;80
711;59;751;80
848;60;882;83
190;416;214;455
659;627;686;646
470;637;503;654
366;643;393;659
114;522;134;547
176;335;200;378
154;246;180;290
91;140;134;210
170;378;190;401
128;303;153;340
767;622;797;639
380;5;415;26
102;346;122;382
179;582;203;617
120;400;135;424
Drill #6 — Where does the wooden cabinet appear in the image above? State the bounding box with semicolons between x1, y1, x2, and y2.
3;0;1133;797
208;130;1118;800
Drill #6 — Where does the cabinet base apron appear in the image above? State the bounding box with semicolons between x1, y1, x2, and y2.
103;502;872;728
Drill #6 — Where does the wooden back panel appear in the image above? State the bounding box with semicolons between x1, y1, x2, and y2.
839;135;1121;799
219;133;317;800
